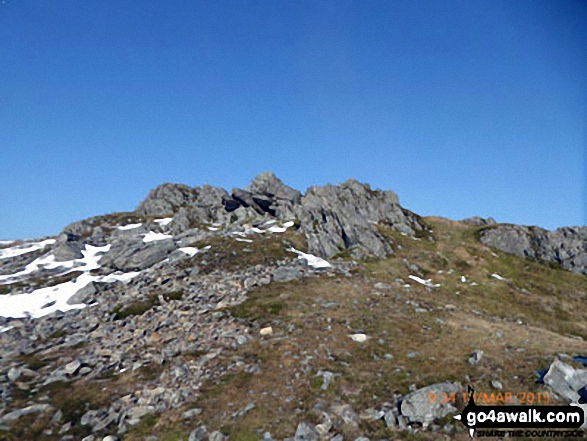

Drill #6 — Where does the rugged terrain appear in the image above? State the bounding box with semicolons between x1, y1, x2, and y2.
1;172;586;441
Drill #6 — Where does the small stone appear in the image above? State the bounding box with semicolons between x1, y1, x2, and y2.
294;421;320;440
64;360;82;376
349;333;367;343
7;367;21;382
469;350;484;365
491;380;503;390
260;327;273;336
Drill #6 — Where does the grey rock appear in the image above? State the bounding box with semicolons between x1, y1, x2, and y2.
67;281;102;305
248;172;301;203
188;426;208;441
208;431;228;441
1;404;52;422
480;225;587;275
64;360;82;376
272;266;304;283
462;216;497;226
53;233;85;261
543;358;587;402
330;404;359;426
7;367;21;382
136;183;199;216
295;179;426;258
469;350;484;365
400;382;462;427
100;238;175;271
384;409;397;428
294;421;320;441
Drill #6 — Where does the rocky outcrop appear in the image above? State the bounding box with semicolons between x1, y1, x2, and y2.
461;216;497;226
480;225;587;275
295;179;426;258
136;183;199;217
133;173;428;259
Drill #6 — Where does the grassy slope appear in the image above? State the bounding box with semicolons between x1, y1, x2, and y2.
121;218;587;440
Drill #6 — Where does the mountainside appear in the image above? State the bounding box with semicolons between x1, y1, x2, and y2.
1;173;587;441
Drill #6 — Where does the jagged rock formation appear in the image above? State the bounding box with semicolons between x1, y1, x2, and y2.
480;224;587;275
133;172;428;260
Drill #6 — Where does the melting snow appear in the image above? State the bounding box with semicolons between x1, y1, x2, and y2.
267;221;295;233
0;244;111;283
0;270;139;319
491;273;505;280
143;232;173;243
235;238;253;243
287;248;331;269
208;226;220;231
0;239;56;260
117;223;142;231
177;247;199;257
0;325;14;333
0;240;14;245
409;275;440;288
461;276;467;283
154;218;173;226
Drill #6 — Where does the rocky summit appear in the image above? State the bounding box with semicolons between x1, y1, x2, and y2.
0;173;586;441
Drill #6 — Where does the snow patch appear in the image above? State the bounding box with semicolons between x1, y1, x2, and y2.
0;239;56;260
154;218;173;226
235;238;253;243
0;244;111;283
117;223;142;231
287;248;331;269
409;275;440;288
461;276;467;283
0;269;139;319
491;273;505;280
142;232;173;243
267;221;295;233
177;247;199;257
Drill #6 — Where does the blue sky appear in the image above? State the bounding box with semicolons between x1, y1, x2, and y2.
1;0;585;239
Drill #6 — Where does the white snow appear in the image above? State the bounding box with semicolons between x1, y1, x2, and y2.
287;247;331;269
178;247;199;257
409;275;440;288
0;244;111;283
207;226;220;231
0;325;14;333
0;240;14;245
235;238;253;243
142;232;173;243
0;267;139;319
267;221;295;233
470;282;478;286
117;223;142;231
154;218;173;226
491;273;505;280
461;276;467;283
0;239;56;260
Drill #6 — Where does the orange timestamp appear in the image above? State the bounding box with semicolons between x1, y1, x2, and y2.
428;390;552;405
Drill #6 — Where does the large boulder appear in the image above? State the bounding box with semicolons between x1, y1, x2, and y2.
400;382;463;427
52;233;85;261
99;238;175;271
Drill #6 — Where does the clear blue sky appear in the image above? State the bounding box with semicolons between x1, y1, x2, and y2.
1;0;585;239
